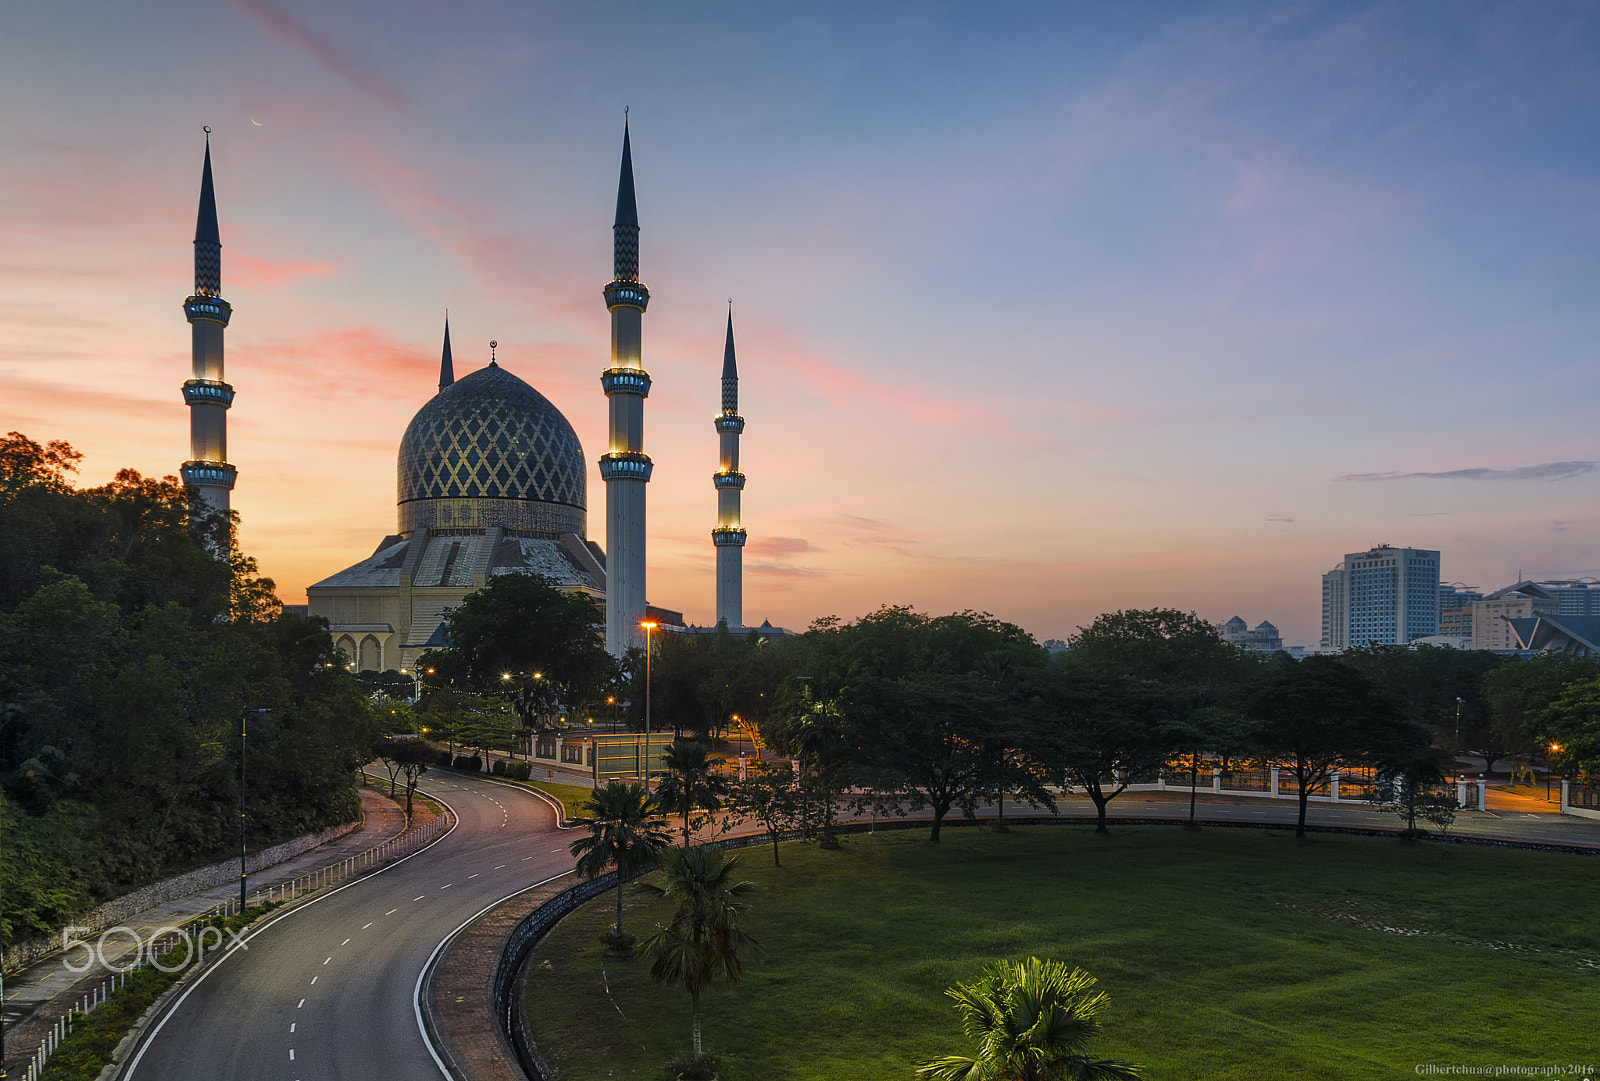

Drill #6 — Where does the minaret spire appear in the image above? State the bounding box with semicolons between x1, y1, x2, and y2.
712;307;747;629
438;315;455;392
181;128;237;538
599;117;653;657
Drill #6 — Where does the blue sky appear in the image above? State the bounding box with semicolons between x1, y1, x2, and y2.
3;0;1598;643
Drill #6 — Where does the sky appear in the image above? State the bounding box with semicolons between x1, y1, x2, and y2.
3;0;1599;646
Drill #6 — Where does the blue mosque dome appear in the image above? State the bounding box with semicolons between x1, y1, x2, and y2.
396;362;587;537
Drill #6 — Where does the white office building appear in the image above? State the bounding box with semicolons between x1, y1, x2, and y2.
1320;545;1441;648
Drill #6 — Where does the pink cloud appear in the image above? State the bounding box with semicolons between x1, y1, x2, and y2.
231;0;411;111
231;252;342;289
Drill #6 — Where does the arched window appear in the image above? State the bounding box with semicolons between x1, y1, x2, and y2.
360;635;382;672
337;636;357;668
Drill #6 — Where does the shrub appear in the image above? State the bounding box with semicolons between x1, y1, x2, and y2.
492;759;507;777
436;748;454;767
508;761;532;781
453;755;483;772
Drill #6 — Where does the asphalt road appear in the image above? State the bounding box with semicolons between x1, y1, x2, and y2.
123;770;572;1081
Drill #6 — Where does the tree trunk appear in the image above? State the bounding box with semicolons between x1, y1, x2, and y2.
770;829;780;867
1091;789;1110;834
692;1000;703;1058
929;804;945;843
1296;771;1310;838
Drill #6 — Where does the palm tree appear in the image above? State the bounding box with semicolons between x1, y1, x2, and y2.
568;781;671;948
918;957;1143;1081
653;739;726;846
635;845;762;1061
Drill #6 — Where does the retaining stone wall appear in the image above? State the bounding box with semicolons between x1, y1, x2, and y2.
2;818;360;974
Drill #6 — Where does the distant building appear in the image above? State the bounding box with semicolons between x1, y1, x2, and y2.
1472;582;1560;652
1438;607;1474;641
1320;565;1349;648
1217;616;1284;652
1506;614;1600;659
1321;545;1441;648
1533;579;1600;617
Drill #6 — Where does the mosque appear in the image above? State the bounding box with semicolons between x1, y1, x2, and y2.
179;125;765;672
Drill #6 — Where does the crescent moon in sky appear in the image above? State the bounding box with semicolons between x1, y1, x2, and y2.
250;116;262;126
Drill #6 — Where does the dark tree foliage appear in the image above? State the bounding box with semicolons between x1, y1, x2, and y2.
1340;644;1508;765
632;624;786;739
1245;655;1431;837
421;573;614;733
1485;653;1600;763
0;434;375;944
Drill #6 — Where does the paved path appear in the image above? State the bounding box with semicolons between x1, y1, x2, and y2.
120;771;573;1081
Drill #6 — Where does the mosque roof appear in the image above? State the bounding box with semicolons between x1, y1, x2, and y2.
397;362;586;511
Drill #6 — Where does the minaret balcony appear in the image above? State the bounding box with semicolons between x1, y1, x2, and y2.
712;471;746;490
181;460;237;490
603;280;650;312
182;379;235;407
183;295;232;326
600;367;652;397
711;527;748;547
714;414;745;434
598;452;654;482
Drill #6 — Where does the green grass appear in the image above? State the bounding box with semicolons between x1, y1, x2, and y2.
515;778;597;820
523;827;1600;1081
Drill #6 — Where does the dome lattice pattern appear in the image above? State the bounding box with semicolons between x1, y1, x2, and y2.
398;365;586;512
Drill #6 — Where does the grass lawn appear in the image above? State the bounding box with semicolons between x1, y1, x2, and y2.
523;825;1600;1080
517;778;596;820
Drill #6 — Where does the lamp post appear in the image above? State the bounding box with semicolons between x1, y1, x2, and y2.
241;709;272;912
640;620;658;791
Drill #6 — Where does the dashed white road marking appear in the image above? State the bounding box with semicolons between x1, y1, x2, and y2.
289;1049;295;1061
361;922;373;930
413;895;425;901
386;908;398;915
290;1023;296;1033
440;883;453;889
297;999;305;1008
341;938;351;946
310;977;318;985
521;856;533;860
468;873;479;879
323;957;332;965
494;864;506;870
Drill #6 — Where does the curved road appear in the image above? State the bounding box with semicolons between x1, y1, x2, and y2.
125;770;571;1081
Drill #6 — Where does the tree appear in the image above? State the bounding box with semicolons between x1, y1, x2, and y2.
1537;673;1600;780
1246;655;1430;838
653;740;727;847
1368;748;1457;841
373;737;435;818
917;957;1144;1081
635;846;762;1064
725;760;804;866
1066;608;1249;830
1030;668;1172;834
568;781;671;955
1341;644;1507;766
1485;654;1600;764
422;573;614;734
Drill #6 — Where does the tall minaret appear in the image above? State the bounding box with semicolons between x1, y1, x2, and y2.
180;131;237;527
712;310;747;628
438;315;455;392
599;120;652;657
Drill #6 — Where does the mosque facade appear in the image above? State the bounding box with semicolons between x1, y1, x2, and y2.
183;126;773;671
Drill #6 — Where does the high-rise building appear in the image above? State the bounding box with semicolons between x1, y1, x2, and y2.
1439;583;1483;613
598;122;652;657
711;311;747;628
1320;564;1348;648
1321;545;1441;647
180;134;237;534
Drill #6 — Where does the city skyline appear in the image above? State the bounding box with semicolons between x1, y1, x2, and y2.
4;2;1599;645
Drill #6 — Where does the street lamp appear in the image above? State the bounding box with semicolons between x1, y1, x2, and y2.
240;708;272;912
640;620;658;790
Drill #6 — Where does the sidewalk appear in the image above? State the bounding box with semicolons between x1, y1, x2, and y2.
1;786;408;1071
